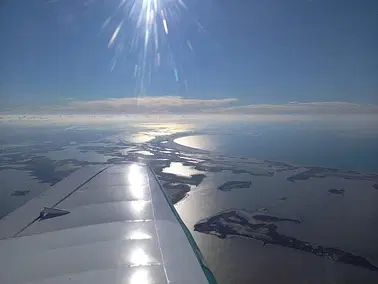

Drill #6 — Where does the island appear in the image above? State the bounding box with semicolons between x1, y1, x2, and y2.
194;209;378;272
162;183;191;204
218;181;252;191
11;190;30;196
287;167;378;183
328;188;345;195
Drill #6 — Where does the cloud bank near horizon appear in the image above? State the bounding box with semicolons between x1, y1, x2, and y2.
1;96;377;115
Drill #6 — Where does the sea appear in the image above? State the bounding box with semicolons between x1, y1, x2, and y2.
175;123;378;172
1;115;378;283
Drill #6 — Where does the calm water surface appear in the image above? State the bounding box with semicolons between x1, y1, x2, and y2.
175;126;378;172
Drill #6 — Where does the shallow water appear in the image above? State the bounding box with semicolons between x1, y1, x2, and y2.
175;125;378;172
1;119;378;283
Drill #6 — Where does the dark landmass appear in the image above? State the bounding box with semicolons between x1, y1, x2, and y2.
1;156;82;185
77;145;125;153
194;210;378;272
194;164;227;173
233;169;274;176
194;164;274;177
287;167;378;183
279;197;287;201
0;144;66;158
373;184;378;190
252;214;300;224
11;190;30;196
218;181;252;191
163;183;191;204
263;160;300;172
163;183;191;191
107;157;135;163
328;188;345;195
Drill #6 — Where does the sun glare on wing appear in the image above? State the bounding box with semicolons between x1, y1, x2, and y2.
130;200;148;213
129;268;150;284
128;164;147;186
129;230;152;240
130;247;150;266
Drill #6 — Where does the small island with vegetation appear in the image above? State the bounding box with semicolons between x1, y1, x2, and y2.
218;181;252;191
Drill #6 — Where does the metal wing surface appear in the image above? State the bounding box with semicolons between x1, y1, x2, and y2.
0;163;216;284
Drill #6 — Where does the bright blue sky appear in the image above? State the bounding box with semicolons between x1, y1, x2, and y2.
0;0;377;109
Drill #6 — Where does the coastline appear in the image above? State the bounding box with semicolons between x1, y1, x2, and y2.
169;132;378;175
2;126;378;281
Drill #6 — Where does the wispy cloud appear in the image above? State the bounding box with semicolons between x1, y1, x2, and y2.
1;96;377;116
213;101;378;115
0;96;238;114
70;96;238;113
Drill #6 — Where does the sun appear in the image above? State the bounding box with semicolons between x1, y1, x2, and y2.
103;0;191;93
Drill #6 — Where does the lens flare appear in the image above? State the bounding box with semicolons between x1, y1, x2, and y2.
104;0;192;94
47;0;199;95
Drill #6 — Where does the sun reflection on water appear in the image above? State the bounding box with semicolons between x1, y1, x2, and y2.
162;162;203;177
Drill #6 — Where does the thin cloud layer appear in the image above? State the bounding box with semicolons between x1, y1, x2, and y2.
1;96;377;115
214;101;378;115
70;96;238;113
1;96;238;114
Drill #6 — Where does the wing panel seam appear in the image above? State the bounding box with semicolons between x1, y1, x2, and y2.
13;166;111;238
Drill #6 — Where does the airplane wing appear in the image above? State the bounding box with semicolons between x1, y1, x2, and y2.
0;163;216;284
